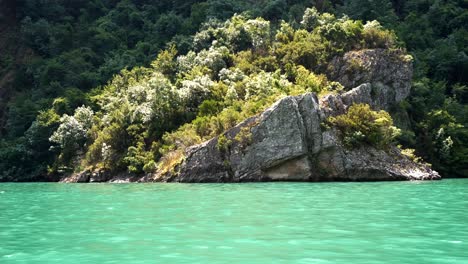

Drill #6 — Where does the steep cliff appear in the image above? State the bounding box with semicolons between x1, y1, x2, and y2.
160;49;439;182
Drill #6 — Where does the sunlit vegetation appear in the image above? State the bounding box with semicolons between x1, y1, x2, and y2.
0;0;466;180
46;10;397;176
328;104;401;149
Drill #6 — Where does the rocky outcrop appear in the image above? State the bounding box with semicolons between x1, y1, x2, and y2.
60;170;92;183
61;48;440;183
60;169;142;183
161;49;439;183
165;92;439;182
327;49;413;111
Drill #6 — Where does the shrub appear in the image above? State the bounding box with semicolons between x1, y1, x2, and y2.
151;45;178;77
198;100;223;117
123;142;154;174
328;104;401;148
301;7;320;31
234;126;253;151
143;160;157;173
316;16;363;51
363;20;397;49
84;121;127;168
400;147;423;163
160;124;202;154
50;106;94;162
217;134;232;153
294;66;328;93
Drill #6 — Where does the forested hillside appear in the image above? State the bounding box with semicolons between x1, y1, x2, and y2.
0;0;466;181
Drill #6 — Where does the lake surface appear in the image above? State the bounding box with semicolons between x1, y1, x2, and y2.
1;180;467;264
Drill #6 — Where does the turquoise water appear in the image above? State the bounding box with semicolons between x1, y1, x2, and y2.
0;180;467;264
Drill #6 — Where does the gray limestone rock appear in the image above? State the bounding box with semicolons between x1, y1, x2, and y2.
60;170;90;183
328;49;412;110
89;169;112;183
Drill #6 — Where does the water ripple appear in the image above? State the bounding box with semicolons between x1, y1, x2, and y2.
0;180;467;264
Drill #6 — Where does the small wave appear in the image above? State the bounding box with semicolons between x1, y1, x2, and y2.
442;240;463;244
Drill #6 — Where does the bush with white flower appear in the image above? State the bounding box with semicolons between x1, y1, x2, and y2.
50;106;94;160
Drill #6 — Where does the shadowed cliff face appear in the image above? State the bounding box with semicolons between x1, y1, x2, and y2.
160;49;439;183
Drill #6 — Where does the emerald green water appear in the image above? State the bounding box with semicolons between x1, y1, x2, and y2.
1;180;467;264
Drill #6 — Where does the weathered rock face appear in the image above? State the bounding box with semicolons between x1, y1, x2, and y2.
173;95;314;182
327;49;413;110
163;49;440;183
60;170;91;183
60;169;141;183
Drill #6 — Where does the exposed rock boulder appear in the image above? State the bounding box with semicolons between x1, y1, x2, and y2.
161;49;439;183
173;96;313;182
89;169;112;183
60;170;91;183
60;168;132;183
327;49;413;110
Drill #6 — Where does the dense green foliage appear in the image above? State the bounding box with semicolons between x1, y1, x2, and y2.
0;0;466;180
328;104;401;148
